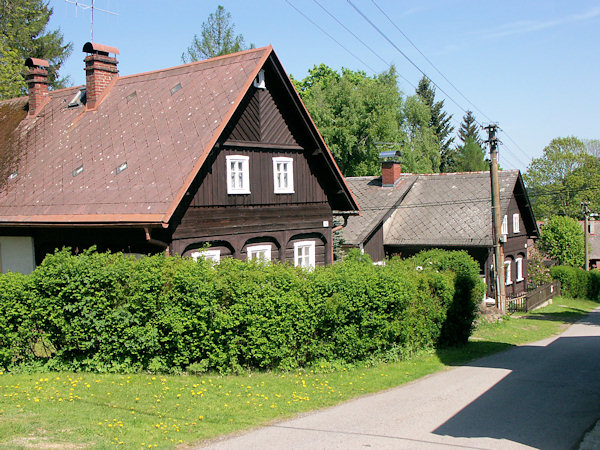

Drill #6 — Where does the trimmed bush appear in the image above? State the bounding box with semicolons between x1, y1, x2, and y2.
0;272;34;368
550;265;588;299
0;247;485;373
550;265;600;301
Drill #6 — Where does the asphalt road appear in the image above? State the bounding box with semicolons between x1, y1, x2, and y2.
201;307;600;449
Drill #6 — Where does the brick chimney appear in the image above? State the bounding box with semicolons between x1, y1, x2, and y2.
379;150;402;187
25;58;49;116
83;42;120;110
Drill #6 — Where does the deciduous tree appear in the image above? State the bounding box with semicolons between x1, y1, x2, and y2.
538;215;584;267
181;5;249;63
401;95;440;173
293;64;404;176
524;136;592;218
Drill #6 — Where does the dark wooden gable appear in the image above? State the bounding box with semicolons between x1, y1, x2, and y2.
223;64;299;147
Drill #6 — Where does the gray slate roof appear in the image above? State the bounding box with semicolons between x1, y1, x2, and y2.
385;171;519;247
345;170;522;248
343;175;416;244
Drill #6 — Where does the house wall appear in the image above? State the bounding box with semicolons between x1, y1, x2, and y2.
363;224;384;262
0;236;35;274
170;64;335;267
502;195;530;297
190;147;328;207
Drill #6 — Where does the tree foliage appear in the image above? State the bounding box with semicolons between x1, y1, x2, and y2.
401;95;440;173
181;5;249;63
455;136;488;172
0;0;72;98
416;76;454;163
293;64;404;176
524;136;598;219
584;139;600;158
457;110;482;147
538;215;584;267
0;34;26;99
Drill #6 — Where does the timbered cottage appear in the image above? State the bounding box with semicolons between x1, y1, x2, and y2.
0;44;359;273
344;160;538;298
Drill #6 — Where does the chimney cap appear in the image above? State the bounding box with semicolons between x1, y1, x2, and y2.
83;42;120;56
25;57;49;68
379;150;402;161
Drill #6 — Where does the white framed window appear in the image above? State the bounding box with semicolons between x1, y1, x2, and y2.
191;249;221;263
273;157;294;194
247;244;271;262
294;240;315;269
504;260;512;285
501;215;508;235
515;257;524;282
226;155;250;194
513;214;520;233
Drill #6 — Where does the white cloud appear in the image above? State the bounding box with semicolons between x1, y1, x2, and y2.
485;6;600;39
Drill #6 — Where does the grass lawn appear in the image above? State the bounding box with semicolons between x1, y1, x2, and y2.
0;296;597;448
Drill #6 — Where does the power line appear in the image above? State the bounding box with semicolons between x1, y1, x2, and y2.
284;0;378;73
350;0;530;169
311;0;416;90
370;0;493;124
346;0;469;114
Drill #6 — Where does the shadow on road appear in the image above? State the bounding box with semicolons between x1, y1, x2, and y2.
432;309;600;449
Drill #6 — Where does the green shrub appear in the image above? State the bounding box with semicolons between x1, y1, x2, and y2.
550;265;589;299
0;272;34;368
588;270;600;301
409;249;486;346
1;247;485;373
550;266;600;301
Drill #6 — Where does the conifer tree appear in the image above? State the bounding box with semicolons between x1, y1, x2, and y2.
416;76;454;172
182;5;250;63
458;110;483;147
0;0;72;98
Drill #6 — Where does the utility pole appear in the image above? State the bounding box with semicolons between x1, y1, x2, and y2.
582;201;590;271
484;124;506;313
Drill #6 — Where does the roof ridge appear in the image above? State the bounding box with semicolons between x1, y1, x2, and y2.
119;45;272;82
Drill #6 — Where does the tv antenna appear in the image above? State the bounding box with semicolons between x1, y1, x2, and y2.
65;0;118;42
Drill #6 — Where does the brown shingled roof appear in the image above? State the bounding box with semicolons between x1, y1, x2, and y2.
0;46;359;225
0;46;361;227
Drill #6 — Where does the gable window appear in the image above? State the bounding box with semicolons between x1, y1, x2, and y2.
191;249;220;263
504;259;512;285
273;157;294;194
294;240;315;269
226;155;250;194
513;214;520;233
501;215;508;235
515;257;524;282
247;244;271;262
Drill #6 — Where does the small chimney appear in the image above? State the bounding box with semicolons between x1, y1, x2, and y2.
25;58;49;116
379;150;402;187
83;42;120;110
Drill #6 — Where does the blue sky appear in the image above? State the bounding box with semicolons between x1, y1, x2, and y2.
47;0;600;172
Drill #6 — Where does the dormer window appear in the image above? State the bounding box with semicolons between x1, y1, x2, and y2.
226;155;250;194
273;157;294;194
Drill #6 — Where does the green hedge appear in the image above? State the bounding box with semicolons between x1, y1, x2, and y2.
0;248;484;373
550;265;600;300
